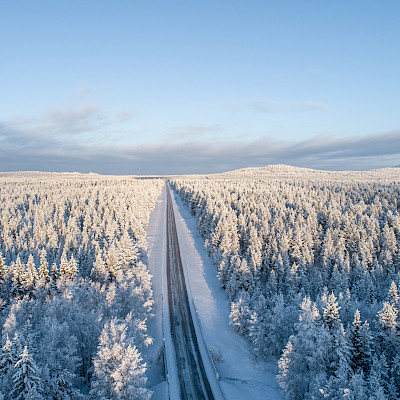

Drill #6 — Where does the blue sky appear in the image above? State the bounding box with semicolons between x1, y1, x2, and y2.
1;1;399;174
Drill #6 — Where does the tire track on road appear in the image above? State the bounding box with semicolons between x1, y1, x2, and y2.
166;183;215;400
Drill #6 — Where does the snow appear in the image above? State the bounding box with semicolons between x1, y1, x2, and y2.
145;188;170;399
145;184;283;399
170;187;283;400
146;185;182;400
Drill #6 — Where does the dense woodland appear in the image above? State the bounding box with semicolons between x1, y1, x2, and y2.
172;168;400;400
0;176;163;399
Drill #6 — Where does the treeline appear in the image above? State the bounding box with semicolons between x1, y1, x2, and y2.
172;173;400;399
0;177;163;399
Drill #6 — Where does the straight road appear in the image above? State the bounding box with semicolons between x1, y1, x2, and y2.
166;184;215;400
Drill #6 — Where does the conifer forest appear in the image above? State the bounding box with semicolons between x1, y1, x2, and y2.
1;166;400;399
0;175;163;399
172;167;400;399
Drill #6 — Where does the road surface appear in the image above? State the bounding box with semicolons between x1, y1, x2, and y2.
166;184;215;400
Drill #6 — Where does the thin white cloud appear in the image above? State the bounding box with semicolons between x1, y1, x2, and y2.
164;125;224;140
7;102;106;138
4;103;141;147
216;98;330;113
254;99;277;113
43;102;106;134
287;101;331;112
115;109;139;123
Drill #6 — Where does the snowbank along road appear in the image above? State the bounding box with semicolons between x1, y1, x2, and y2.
166;184;215;400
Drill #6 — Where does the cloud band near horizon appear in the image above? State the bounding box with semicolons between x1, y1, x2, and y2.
0;122;399;175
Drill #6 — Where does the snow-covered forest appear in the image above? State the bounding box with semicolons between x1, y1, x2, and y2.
0;175;163;399
172;166;400;399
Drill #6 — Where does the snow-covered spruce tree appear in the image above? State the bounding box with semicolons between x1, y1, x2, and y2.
91;252;108;283
369;354;390;399
0;253;7;284
10;346;43;400
249;293;297;358
0;335;17;397
322;323;352;399
90;319;151;400
117;232;139;271
376;301;399;363
229;291;252;336
67;255;79;280
278;297;329;399
23;255;38;294
0;335;16;374
321;291;353;383
388;281;399;307
10;256;24;298
49;262;59;292
37;249;50;287
58;254;70;282
322;292;341;332
350;309;372;375
37;318;80;400
346;372;368;400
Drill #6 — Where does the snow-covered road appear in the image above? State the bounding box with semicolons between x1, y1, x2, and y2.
166;185;221;399
146;183;283;400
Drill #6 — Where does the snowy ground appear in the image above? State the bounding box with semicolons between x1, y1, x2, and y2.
145;188;169;399
145;185;283;399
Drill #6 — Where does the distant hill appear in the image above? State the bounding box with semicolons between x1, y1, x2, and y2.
217;164;400;182
0;171;125;182
0;171;98;175
222;164;315;175
1;165;400;181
